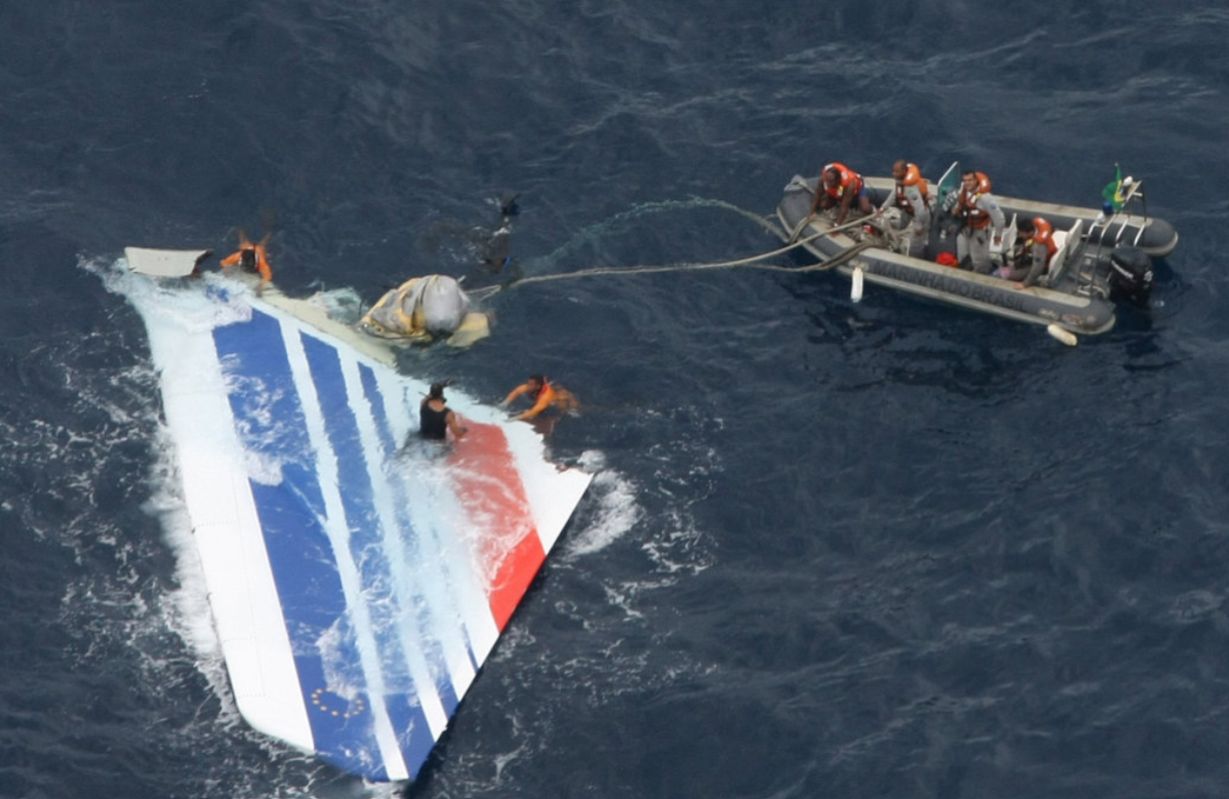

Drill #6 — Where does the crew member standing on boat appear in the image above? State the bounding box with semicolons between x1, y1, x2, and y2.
419;382;468;441
883;160;932;257
947;170;1006;274
810;162;874;226
1001;216;1059;287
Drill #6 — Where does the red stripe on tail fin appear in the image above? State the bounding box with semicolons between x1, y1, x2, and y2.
448;422;545;630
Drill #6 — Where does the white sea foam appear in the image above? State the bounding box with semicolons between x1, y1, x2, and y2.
141;422;240;723
308;287;366;324
561;450;642;557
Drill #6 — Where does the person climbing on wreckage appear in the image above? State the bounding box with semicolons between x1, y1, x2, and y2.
218;230;273;292
418;380;468;442
501;373;579;437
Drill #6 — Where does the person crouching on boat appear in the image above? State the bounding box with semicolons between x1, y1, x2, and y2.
947;170;1005;274
419;381;468;441
811;162;874;226
882;160;932;257
502;374;579;422
220;230;273;290
1000;217;1058;288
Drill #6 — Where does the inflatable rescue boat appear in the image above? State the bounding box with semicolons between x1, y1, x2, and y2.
777;163;1178;342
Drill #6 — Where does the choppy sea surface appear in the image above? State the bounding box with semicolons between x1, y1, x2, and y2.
3;3;1229;797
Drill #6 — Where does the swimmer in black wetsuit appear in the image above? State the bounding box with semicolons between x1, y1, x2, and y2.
419;382;468;441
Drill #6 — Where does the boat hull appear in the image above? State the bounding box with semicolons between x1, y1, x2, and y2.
776;174;1176;336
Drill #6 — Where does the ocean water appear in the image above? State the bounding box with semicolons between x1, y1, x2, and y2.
3;2;1229;798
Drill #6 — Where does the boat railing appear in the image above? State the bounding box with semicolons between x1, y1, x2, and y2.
1047;219;1081;287
1084;178;1148;251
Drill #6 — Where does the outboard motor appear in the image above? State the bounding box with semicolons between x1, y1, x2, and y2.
1108;246;1153;306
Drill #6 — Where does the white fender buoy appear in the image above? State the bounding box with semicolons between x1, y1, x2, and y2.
1046;323;1078;347
851;266;864;303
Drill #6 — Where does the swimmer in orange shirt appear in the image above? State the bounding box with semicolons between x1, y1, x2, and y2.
220;230;273;287
501;374;579;421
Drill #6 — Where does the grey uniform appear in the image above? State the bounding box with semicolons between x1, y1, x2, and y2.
953;193;1006;274
883;182;931;257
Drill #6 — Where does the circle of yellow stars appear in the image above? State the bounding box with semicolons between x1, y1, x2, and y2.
310;688;366;719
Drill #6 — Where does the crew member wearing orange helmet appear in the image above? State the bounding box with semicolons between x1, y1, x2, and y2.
810;162;874;225
1000;217;1059;287
947;170;1006;274
219;230;273;287
882;160;932;257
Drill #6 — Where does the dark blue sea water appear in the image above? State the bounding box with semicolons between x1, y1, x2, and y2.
4;2;1229;797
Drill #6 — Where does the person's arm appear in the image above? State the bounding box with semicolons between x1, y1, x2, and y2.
446;410;468;439
501;383;530;407
1021;242;1048;287
255;245;273;283
907;185;930;232
554;387;579;412
220;250;242;267
835;190;854;225
515;391;553;421
984;196;1007;244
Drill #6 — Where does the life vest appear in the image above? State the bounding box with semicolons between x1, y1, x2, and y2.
955;172;993;230
534;379;557;406
893;163;930;213
821;162;864;200
220;241;272;282
1024;217;1058;268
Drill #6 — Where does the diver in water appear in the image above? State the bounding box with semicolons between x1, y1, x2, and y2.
480;192;519;273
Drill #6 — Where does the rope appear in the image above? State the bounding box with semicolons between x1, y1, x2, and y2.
533;196;782;266
489;220;876;291
508;229;824;287
457;197;879;297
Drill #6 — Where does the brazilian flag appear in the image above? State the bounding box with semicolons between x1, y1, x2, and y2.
1102;164;1126;211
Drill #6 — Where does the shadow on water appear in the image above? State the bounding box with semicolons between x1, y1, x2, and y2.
776;266;1071;400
